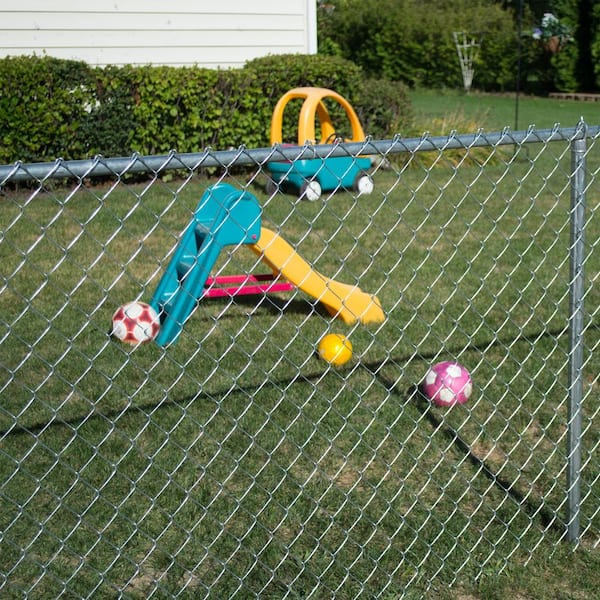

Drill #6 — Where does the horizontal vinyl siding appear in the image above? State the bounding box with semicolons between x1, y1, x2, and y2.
0;0;315;67
2;0;303;12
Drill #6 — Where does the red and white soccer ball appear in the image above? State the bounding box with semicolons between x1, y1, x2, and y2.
111;301;160;345
422;361;472;407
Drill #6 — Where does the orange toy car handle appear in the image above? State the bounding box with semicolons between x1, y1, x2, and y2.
269;87;366;146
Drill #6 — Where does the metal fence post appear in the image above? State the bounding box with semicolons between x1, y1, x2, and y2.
567;132;587;544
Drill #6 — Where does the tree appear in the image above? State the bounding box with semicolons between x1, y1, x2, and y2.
318;0;600;92
318;0;516;90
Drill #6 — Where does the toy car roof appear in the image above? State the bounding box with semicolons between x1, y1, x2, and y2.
270;87;366;146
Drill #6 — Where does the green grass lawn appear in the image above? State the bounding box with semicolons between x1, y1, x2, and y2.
408;88;600;132
0;98;598;598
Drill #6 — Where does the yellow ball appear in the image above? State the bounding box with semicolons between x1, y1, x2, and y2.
318;334;353;366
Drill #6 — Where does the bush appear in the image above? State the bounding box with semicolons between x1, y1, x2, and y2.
318;0;519;92
0;55;95;163
245;54;412;141
244;53;366;102
80;66;139;158
0;54;412;164
354;78;413;138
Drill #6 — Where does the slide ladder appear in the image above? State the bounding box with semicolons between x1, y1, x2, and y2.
150;184;384;346
150;183;262;345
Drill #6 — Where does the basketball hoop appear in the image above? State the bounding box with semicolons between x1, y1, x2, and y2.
453;32;481;92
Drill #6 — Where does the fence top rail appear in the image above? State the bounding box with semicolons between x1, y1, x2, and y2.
1;122;598;184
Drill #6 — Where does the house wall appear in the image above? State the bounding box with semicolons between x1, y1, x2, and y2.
0;0;317;68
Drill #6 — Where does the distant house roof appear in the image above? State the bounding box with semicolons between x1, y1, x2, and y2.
0;1;318;68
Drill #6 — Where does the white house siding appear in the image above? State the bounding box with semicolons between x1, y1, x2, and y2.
0;0;317;68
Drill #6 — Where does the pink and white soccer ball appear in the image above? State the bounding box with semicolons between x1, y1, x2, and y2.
111;301;160;344
422;361;472;406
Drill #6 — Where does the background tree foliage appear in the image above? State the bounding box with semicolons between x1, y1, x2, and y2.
317;0;600;93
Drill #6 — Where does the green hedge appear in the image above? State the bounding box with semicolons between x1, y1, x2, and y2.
0;55;93;163
0;54;412;164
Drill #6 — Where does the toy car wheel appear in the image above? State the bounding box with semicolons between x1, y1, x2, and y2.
265;177;278;195
353;171;374;196
300;180;322;201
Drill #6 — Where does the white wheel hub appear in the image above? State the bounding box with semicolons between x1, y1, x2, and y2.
356;175;374;196
303;181;322;201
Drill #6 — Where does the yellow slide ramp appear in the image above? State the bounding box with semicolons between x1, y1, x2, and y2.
250;227;385;324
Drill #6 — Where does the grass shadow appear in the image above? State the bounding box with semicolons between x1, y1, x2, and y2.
371;377;564;538
201;290;334;320
3;318;594;547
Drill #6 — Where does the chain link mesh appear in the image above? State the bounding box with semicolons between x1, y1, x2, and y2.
1;126;598;598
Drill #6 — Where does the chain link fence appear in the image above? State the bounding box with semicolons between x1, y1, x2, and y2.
1;124;599;598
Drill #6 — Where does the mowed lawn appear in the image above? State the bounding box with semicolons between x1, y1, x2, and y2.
0;93;598;598
409;88;600;132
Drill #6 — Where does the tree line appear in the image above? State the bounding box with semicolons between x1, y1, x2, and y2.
317;0;599;93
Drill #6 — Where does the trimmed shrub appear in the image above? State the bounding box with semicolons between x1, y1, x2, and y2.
0;54;412;164
245;54;412;142
354;78;413;138
0;55;95;163
81;66;138;158
243;53;366;102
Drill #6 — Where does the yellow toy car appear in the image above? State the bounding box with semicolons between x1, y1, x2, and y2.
267;87;374;201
